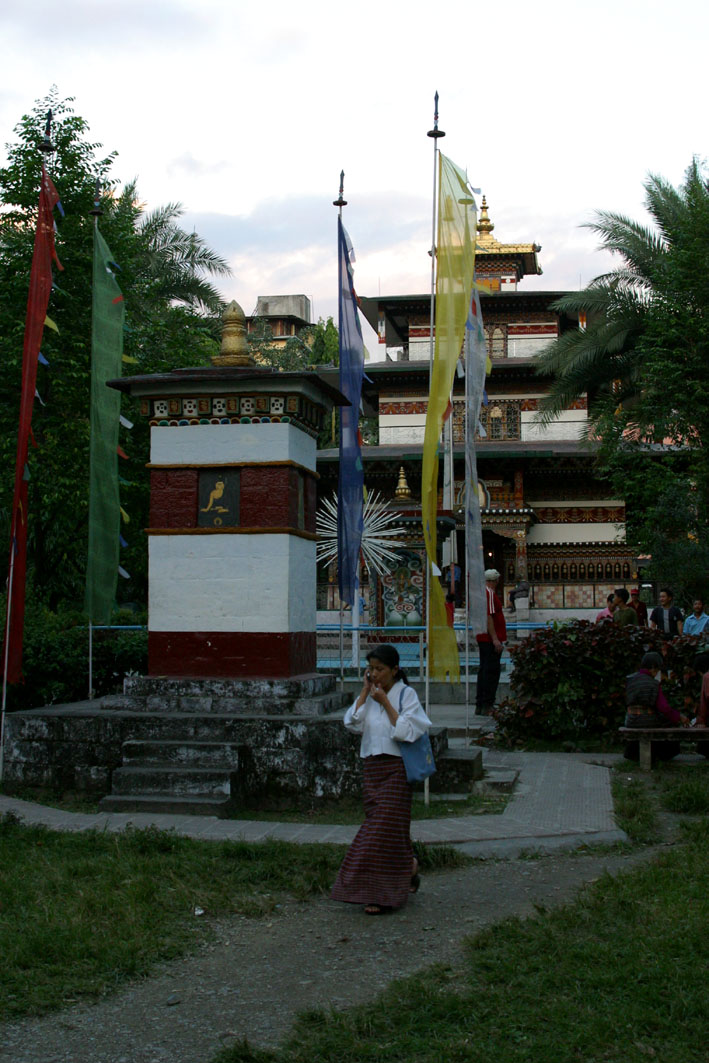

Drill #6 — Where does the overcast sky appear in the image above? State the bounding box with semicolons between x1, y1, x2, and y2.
1;0;707;357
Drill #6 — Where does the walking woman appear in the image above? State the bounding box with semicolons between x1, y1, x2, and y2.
331;644;432;915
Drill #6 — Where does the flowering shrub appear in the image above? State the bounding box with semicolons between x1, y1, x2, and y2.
491;620;708;745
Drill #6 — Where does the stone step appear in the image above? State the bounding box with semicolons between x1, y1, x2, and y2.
99;793;233;817
474;768;520;794
122;740;242;768
110;765;236;798
428;746;483;793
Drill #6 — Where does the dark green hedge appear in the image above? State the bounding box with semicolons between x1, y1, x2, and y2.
492;620;706;745
2;600;147;712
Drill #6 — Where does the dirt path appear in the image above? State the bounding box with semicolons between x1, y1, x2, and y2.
0;846;661;1063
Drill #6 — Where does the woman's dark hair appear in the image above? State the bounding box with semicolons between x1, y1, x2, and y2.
640;651;663;671
615;587;629;604
366;644;409;685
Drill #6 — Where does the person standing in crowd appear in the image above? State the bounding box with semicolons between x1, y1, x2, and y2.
595;593;616;623
613;588;638;627
331;645;431;916
444;592;455;628
682;598;709;637
628;588;649;626
476;568;506;714
623;651;687;763
649;588;684;638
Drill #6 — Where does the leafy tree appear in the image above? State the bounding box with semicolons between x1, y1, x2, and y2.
0;91;230;611
248;315;340;372
535;160;709;591
307;316;339;366
536;159;709;437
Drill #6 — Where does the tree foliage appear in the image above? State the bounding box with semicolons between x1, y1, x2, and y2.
0;91;230;611
248;314;339;371
537;159;709;435
535;160;709;591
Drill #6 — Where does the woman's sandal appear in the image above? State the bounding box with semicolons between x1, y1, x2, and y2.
364;904;393;915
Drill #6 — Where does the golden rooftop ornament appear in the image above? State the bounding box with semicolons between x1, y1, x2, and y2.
394;466;412;500
212;300;254;367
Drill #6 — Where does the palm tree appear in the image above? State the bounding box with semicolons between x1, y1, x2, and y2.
536;159;709;435
107;180;231;317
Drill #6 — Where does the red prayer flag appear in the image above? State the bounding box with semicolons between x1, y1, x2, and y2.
3;165;62;684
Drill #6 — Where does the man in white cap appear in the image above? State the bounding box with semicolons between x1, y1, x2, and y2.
476;568;507;713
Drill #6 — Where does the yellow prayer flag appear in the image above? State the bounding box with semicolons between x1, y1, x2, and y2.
119;506;130;524
44;315;59;333
122;354;138;364
421;153;477;681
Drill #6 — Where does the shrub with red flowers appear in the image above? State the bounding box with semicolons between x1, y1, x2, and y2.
491;620;708;745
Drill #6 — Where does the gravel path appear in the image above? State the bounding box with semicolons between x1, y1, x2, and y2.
0;846;659;1063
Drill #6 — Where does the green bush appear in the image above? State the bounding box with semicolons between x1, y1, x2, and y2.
492;620;708;745
2;598;147;711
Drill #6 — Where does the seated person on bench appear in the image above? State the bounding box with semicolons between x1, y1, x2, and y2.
624;651;687;762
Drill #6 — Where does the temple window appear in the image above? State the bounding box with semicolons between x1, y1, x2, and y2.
488;406;503;439
505;404;520;438
488;326;506;359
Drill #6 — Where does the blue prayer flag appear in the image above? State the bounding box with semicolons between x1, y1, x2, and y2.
337;217;365;607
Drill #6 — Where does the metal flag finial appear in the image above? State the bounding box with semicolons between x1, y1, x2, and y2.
333;169;347;209
90;178;103;219
39;109;54;154
427;91;445;139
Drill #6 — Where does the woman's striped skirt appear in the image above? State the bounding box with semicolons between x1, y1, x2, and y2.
331;754;413;909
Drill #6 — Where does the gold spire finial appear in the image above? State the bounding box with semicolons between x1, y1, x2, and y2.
394;466;412;500
477;196;495;243
212;300;254;367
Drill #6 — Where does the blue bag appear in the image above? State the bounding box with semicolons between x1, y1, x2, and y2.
396;689;436;783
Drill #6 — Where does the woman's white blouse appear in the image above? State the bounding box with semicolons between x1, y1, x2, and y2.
343;680;432;758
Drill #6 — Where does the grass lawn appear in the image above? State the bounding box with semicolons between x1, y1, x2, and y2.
215;816;709;1063
0;816;346;1021
0;813;466;1022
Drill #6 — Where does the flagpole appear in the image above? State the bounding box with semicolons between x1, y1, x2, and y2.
333;171;351;684
464;301;471;736
425;93;445;804
86;179;104;700
0;538;17;783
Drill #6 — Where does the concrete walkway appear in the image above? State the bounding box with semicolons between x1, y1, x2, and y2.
0;749;627;859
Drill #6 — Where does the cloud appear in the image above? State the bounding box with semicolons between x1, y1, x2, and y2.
0;0;208;45
167;153;228;179
182;190;429;261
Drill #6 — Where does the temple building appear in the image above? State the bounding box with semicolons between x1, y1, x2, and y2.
316;199;636;623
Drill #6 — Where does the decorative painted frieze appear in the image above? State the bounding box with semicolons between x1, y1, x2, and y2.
141;392;324;438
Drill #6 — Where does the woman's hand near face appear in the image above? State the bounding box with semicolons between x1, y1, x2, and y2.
356;670;373;708
369;682;389;706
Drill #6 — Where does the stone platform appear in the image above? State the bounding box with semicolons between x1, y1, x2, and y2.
2;676;482;816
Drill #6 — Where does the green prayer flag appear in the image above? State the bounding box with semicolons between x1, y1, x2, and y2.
85;228;124;623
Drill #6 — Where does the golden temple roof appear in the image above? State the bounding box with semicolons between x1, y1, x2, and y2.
475;197;542;275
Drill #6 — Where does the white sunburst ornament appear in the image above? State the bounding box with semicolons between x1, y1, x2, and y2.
316;490;406;578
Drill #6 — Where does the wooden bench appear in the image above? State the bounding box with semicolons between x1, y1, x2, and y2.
619;727;709;771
